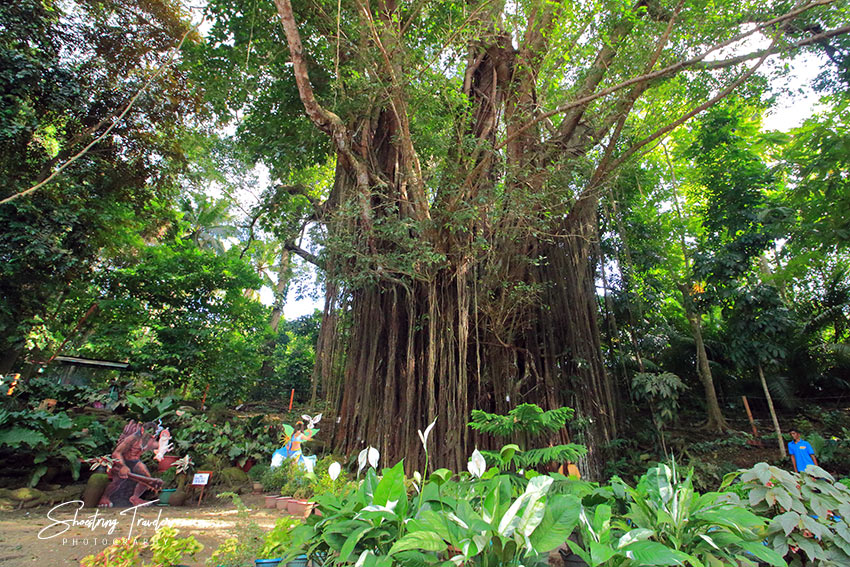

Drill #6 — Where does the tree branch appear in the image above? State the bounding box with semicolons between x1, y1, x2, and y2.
285;241;322;268
496;0;842;152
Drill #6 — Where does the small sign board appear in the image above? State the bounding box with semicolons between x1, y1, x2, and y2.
191;472;211;486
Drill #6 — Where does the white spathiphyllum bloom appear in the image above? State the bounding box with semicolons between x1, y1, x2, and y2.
367;446;380;468
358;448;368;473
468;449;486;478
417;418;437;450
328;461;341;481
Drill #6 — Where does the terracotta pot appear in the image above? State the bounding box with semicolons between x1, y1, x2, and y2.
276;496;293;511
158;455;179;472
286;499;313;517
264;495;279;509
253;482;264;494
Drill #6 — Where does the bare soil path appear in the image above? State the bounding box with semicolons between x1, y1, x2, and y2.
0;494;280;566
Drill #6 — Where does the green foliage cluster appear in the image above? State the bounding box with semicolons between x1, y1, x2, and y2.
81;526;203;567
631;372;687;427
272;455;783;567
731;462;850;566
468;404;586;471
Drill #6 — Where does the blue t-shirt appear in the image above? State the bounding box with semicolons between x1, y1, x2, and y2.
788;439;816;472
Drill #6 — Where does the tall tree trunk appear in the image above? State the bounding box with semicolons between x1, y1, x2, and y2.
680;283;729;431
758;362;786;458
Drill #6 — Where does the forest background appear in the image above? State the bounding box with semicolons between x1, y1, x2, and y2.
1;0;850;484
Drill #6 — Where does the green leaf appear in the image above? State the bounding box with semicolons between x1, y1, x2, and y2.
29;465;48;488
389;531;447;555
588;541;617;566
429;469;452;486
621;541;691;565
339;524;372;561
529;494;581;552
738;541;786;567
499;444;520;464
0;428;48;448
374;460;406;509
775;511;800;536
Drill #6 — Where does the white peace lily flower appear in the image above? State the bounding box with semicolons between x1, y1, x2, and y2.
468;449;486;478
328;462;341;481
367;446;380;468
358;448;368;473
449;555;464;566
417;418;437;450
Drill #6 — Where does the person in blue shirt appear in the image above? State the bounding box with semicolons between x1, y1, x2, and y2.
788;430;819;472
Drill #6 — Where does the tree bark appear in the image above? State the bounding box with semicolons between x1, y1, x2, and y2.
758;362;786;458
680;283;729;431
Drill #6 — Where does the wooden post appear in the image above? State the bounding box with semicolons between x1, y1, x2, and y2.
742;396;759;436
289;388;295;411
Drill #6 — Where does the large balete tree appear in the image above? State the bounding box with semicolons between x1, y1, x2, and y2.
219;0;850;477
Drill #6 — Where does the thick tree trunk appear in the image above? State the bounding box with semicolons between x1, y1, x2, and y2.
275;0;616;477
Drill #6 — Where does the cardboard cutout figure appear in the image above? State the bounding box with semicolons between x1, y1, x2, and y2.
98;420;168;507
271;418;318;472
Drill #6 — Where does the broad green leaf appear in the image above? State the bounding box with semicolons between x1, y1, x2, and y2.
529;494;581;552
775;511;800;536
389;531;447;555
0;428;48;448
738;541;787;567
339;524;372;561
374;460;406;509
622;541;691;565
588;541;617;566
617;528;654;549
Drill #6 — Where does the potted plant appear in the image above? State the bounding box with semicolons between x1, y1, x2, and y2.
158;467;177;506
169;455;193;507
286;485;313;517
249;463;269;494
157;454;180;472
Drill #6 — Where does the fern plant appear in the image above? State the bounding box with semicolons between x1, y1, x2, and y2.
467;403;586;471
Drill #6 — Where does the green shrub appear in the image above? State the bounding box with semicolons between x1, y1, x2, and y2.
261;459;300;493
249;462;269;481
731;462;850;566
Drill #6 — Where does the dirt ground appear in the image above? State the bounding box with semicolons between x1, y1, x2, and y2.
0;493;282;566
